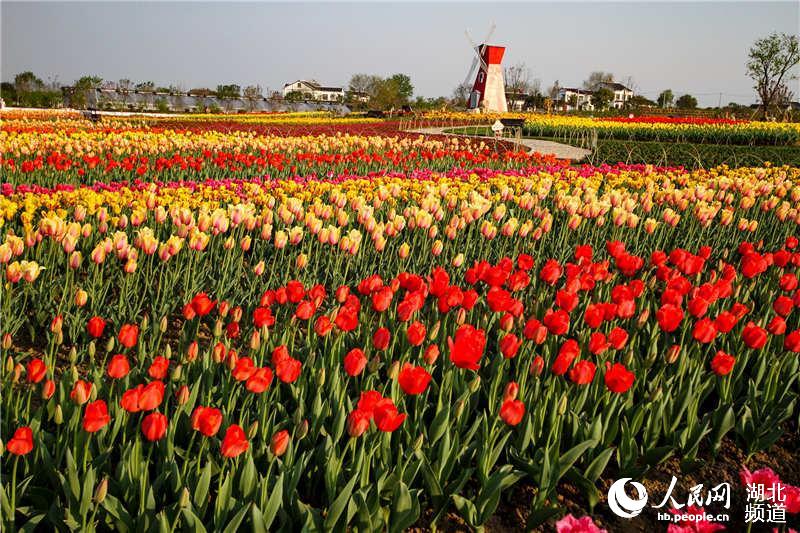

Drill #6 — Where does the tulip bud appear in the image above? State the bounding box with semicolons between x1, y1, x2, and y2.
503;381;519;401
53;404;63;424
413;433;425;451
12;363;22;383
50;315;63;334
469;376;481;393
186;341;198;363
316;368;326;387
296;419;309;440
665;344;681;364
429;321;441;340
164;344;172;359
160;316;168;333
5;355;13;373
1;333;11;351
455;308;466;325
530;355;545;376
636;308;650;328
219;301;230;318
179;487;190;508
499;313;514;332
42;379;56;400
248;421;259;439
270;430;290;457
55;331;64;346
88;341;96;358
423;345;440;365
260;324;270;341
249;331;260;351
231;307;243;323
387;361;400;380
368;355;381;374
213;319;223;338
68;346;77;364
557;394;568;415
94;477;108;504
71;366;79;382
212;342;226;364
89;384;98;401
74;289;88;307
226;351;238;371
454;399;466;419
176;385;190;405
105;337;115;353
171;365;183;381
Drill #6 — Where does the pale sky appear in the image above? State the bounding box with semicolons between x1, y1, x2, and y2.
2;1;799;106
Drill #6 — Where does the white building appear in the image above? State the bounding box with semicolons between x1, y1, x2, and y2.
282;80;344;102
598;82;634;109
557;88;595;111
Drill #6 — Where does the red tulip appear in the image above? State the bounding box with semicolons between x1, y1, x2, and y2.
406;321;426;346
220;424;249;458
70;380;92;405
253;307;275;328
138;381;165;411
710;351;735;376
270;429;290;456
552;339;580;376
448;324;486;371
276;358;302;383
530;355;545;376
608;327;628;350
192;406;223;437
523;318;547;344
190;292;216;316
246;367;273;393
397;363;431;395
232;357;256;381
83;400;110;433
773;296;794;317
604;362;635;393
692;318;717;344
347;409;371;437
86;316;106;338
371;287;393;312
343;348;367;377
6;426;34;455
314;315;333;336
714;311;738;333
120;386;142;413
568;360;596;385
294;300;316;320
42;379;56;399
767;316;786;336
141;412;168;441
785;330;800;352
539;259;562;285
106;354;131;379
26;358;46;383
117;324;139;349
225;321;240;339
373;399;406;432
742;322;768;350
543;308;570;336
148;356;170;380
780;273;798;292
334;305;359;331
588;332;609;355
499;333;521;359
423;344;440;365
286;280;305;303
656;304;684;333
499;399;525;426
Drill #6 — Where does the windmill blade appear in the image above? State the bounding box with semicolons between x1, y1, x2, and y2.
483;22;496;44
463;56;479;88
464;29;479;52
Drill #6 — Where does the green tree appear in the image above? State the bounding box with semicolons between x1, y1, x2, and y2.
387;74;414;103
746;32;800;118
583;71;614;90
626;95;656;109
592;87;614;110
70;75;102;109
676;94;698;109
657;89;674;108
1;82;17;103
216;84;241;99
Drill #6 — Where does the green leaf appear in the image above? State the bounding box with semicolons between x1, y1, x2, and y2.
451;494;478;528
79;467;96;518
389;482;420;533
323;472;357;531
584;447;614;482
250;503;267;533
181;508;209;533
194;462;212;510
101;494;134;532
224;504;250;531
557;439;597;479
261;472;283;530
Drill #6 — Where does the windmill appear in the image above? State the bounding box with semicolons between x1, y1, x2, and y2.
463;24;508;113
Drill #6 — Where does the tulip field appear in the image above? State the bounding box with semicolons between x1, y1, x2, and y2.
2;109;800;531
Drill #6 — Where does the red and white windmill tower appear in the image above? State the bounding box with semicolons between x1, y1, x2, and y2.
463;24;508;113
